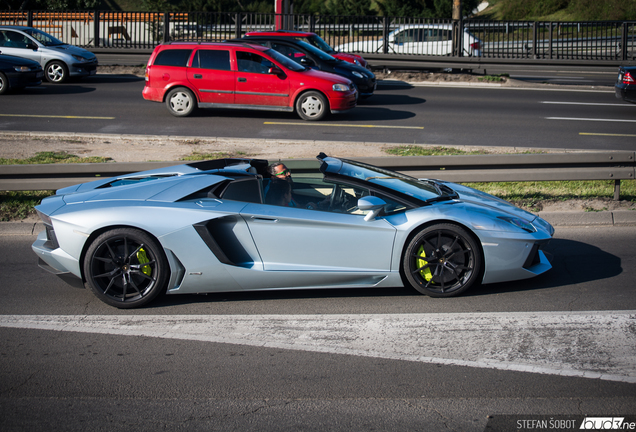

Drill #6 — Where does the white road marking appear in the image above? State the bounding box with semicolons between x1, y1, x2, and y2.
546;117;636;122
541;101;636;107
1;311;634;383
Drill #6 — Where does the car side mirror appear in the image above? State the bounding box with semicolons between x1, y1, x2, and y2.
268;66;283;75
27;43;38;50
358;196;386;221
299;57;315;67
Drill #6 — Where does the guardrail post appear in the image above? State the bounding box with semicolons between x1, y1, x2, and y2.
309;15;316;33
614;180;621;201
27;11;33;27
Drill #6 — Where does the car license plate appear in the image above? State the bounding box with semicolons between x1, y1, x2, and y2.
36;71;44;78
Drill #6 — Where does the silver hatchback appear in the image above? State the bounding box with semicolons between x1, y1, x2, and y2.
0;26;97;83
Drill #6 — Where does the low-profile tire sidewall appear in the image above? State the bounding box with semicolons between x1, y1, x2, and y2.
83;228;169;309
402;223;482;298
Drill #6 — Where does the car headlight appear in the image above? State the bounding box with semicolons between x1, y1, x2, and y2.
354;59;361;66
332;83;350;92
498;216;536;233
13;66;31;72
72;55;88;62
351;71;364;79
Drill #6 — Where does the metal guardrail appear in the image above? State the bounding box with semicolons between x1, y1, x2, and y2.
1;152;634;200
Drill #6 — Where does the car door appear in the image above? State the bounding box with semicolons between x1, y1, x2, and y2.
187;48;234;105
234;50;290;108
0;30;40;64
240;178;396;273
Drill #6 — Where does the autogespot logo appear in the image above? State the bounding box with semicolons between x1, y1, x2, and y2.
580;418;632;430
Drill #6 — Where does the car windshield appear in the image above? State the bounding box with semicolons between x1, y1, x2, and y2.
296;40;337;61
306;35;335;53
265;48;306;72
23;28;65;46
338;160;443;201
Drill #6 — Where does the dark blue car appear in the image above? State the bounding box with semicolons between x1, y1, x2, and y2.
236;37;376;99
0;53;43;94
615;66;636;104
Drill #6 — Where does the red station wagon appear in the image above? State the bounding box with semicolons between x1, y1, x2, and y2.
142;41;358;121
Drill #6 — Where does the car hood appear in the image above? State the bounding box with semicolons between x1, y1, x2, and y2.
301;67;353;85
434;180;539;221
333;61;374;78
45;44;96;60
0;53;41;67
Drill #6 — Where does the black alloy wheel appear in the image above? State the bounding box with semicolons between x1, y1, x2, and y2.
83;228;169;308
403;223;482;297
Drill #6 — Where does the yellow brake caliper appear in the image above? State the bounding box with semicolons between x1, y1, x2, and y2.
417;245;433;282
137;248;152;276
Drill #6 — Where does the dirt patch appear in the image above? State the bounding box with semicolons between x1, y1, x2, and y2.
520;197;636;213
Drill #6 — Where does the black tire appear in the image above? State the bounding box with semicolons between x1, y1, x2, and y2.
83;228;169;308
45;60;68;83
402;223;482;297
165;87;197;117
0;72;9;95
296;91;328;121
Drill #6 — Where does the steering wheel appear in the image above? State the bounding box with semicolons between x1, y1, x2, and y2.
328;184;344;212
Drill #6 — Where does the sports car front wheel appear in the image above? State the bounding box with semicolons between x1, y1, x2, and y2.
402;224;482;297
83;228;169;308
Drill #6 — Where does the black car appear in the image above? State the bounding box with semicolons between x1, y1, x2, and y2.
236;37;376;99
615;66;636;104
0;53;43;94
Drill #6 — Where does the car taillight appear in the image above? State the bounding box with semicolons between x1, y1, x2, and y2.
470;42;481;51
623;71;635;85
145;68;149;82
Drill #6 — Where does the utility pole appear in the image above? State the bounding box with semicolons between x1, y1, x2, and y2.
452;0;462;20
452;0;462;56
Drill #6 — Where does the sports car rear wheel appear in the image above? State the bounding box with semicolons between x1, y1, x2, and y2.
83;228;169;308
403;224;482;297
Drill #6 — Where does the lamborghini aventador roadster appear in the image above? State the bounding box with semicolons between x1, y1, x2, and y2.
32;154;554;309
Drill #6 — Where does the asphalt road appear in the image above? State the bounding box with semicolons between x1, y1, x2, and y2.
1;224;635;431
0;73;634;152
1;65;635;431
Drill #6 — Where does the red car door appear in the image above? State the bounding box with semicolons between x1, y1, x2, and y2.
187;48;234;105
234;50;290;108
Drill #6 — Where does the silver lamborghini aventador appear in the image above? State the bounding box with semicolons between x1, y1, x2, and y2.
32;154;554;308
